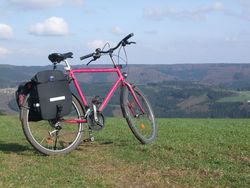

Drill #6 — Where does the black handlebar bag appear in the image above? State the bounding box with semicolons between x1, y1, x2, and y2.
31;70;72;120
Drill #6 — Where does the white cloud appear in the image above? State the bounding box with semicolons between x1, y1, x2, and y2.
9;0;64;9
0;24;13;39
239;0;250;21
9;0;84;9
29;17;69;36
143;1;250;23
144;1;225;21
87;40;106;49
213;2;224;11
111;26;123;35
69;0;83;6
217;0;250;22
145;29;158;35
225;36;238;42
0;46;10;57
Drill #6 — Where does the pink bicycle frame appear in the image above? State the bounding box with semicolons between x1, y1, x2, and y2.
64;66;144;123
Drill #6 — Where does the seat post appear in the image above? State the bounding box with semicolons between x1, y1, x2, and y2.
63;60;71;71
53;63;57;70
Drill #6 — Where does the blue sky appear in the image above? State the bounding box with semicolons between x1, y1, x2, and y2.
0;0;250;65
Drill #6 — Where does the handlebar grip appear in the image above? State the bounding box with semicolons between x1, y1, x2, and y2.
80;53;94;61
122;33;134;42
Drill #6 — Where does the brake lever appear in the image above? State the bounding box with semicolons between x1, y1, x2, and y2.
128;41;136;45
86;52;101;66
122;41;136;47
86;59;95;66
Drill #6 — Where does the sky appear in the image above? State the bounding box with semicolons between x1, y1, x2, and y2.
0;0;250;65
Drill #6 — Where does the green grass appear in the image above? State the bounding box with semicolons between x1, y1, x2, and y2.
0;116;249;187
218;91;250;103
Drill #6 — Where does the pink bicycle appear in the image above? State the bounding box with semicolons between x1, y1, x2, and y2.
20;33;157;155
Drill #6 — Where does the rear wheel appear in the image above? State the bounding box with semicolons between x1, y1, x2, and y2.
21;94;84;155
120;85;157;144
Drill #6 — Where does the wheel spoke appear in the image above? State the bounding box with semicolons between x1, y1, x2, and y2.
121;86;156;144
21;95;84;155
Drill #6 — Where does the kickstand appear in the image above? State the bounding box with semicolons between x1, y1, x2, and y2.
83;128;94;142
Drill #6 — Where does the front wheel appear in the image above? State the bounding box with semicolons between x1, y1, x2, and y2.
120;85;157;144
21;94;84;155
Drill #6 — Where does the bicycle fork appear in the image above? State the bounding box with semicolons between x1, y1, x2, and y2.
124;82;145;114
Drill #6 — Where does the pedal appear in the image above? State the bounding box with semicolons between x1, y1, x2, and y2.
89;136;94;142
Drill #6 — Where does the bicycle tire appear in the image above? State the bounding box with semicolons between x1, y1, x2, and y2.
21;94;84;155
120;85;157;144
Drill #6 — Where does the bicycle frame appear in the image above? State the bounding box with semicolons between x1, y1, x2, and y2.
64;62;145;123
19;34;156;155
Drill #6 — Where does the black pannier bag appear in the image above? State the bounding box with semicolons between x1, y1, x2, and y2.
16;81;42;121
16;82;32;108
31;70;72;120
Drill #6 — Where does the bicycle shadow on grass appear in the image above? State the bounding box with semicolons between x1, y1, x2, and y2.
0;141;32;154
78;139;133;149
100;140;131;146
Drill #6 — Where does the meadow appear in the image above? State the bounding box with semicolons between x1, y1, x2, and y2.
0;116;249;187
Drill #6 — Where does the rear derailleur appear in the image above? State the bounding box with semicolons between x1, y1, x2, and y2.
48;120;62;137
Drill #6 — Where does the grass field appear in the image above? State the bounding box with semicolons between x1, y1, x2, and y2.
218;91;250;103
0;116;249;187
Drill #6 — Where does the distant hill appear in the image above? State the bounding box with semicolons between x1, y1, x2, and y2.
1;63;250;89
1;63;250;118
0;65;51;88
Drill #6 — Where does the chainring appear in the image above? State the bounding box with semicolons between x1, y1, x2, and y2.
87;112;105;131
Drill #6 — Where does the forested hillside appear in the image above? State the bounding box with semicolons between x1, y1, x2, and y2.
2;63;250;89
2;63;250;118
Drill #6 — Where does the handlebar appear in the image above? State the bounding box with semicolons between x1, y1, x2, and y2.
122;33;134;43
80;53;95;61
80;33;135;63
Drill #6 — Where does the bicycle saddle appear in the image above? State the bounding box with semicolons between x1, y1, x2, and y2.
48;52;73;63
